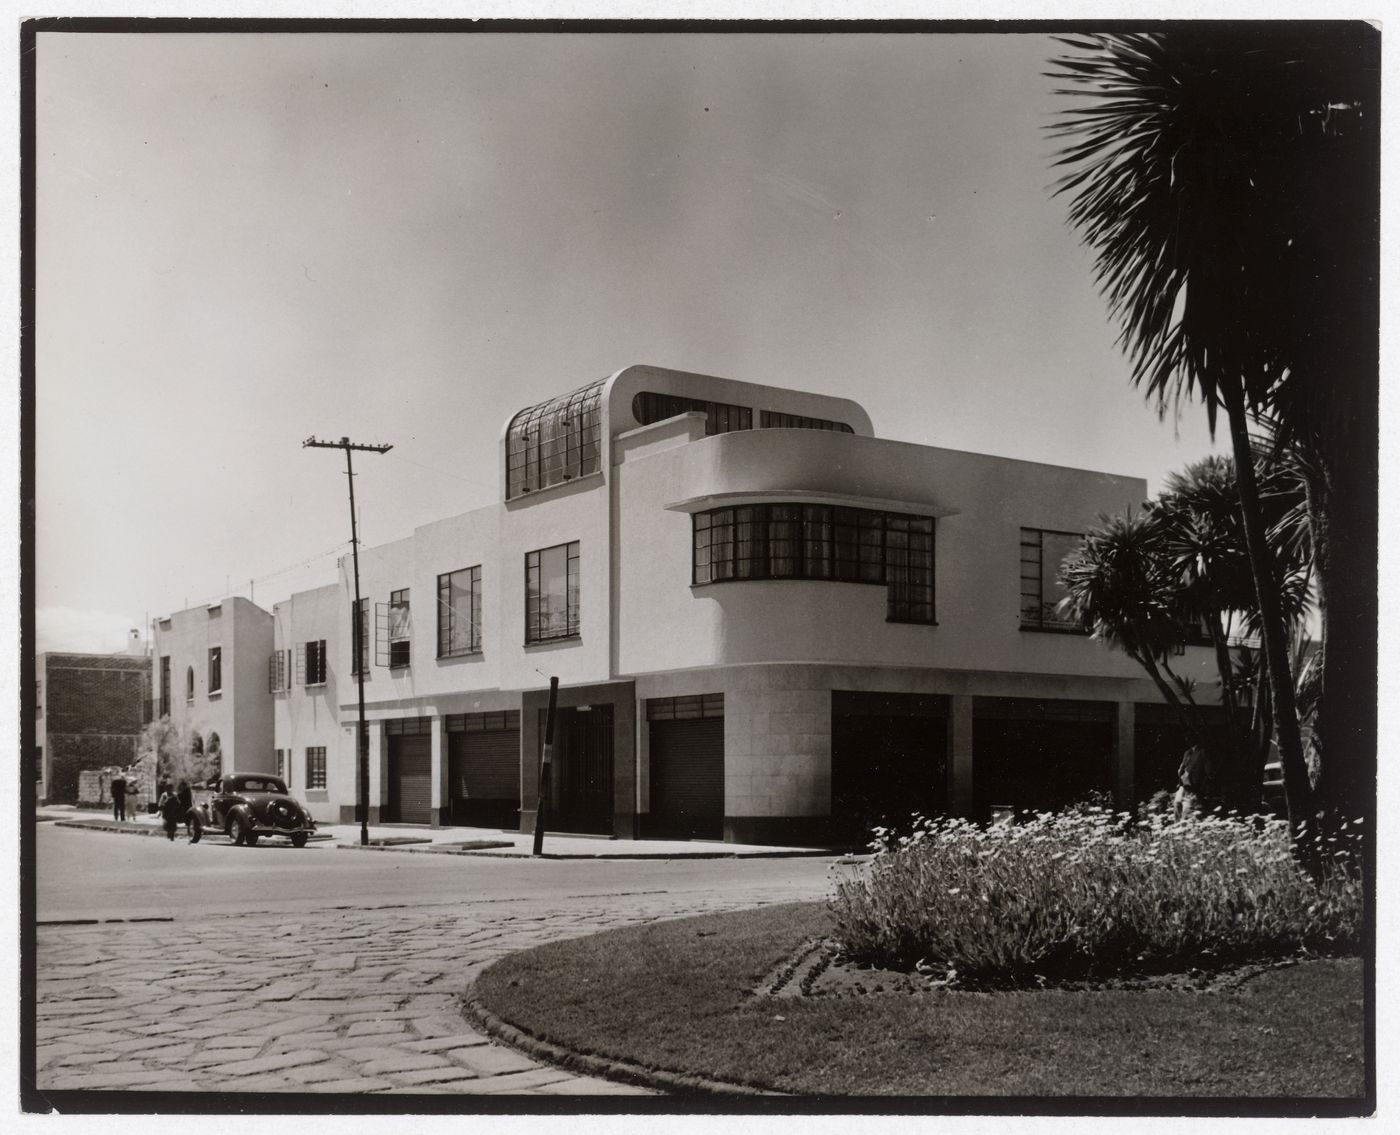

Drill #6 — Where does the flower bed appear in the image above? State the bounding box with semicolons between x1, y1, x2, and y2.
830;809;1361;988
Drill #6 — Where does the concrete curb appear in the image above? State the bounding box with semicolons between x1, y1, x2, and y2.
460;988;783;1097
336;843;839;860
51;819;333;844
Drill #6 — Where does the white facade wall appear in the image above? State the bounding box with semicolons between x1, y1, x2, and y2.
151;597;274;775
271;583;343;822
262;365;1220;841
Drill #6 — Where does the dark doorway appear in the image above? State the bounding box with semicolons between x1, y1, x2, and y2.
831;691;948;843
547;704;614;835
972;698;1114;818
447;710;521;829
649;717;725;839
386;717;433;824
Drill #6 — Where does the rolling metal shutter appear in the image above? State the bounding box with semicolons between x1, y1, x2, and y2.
650;717;724;839
389;735;432;824
448;728;521;827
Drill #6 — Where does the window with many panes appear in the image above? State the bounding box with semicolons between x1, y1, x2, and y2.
208;647;222;694
1019;528;1084;632
268;650;288;693
506;380;605;499
525;542;580;642
159;656;171;717
693;504;935;624
758;409;855;433
631;391;753;435
438;566;482;657
305;746;326;790
303;640;327;685
351;599;369;675
388;588;411;668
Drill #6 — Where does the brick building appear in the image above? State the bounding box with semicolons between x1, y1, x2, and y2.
37;651;152;804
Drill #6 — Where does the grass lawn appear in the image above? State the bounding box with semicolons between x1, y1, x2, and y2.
471;902;1365;1098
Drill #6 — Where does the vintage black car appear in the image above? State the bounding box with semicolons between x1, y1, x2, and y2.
188;772;317;848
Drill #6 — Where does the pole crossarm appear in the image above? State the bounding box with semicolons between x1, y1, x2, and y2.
303;437;394;454
304;433;392;846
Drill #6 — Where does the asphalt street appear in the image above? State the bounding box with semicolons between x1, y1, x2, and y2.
32;822;839;1099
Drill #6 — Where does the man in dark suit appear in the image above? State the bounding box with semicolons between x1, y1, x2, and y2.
110;772;128;822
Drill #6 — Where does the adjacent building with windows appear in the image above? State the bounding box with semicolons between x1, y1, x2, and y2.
271;364;1220;843
150;596;275;778
36;648;151;804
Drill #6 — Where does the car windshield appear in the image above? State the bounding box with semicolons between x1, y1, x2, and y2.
230;777;287;795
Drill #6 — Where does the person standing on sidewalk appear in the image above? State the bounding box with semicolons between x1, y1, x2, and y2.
158;787;184;841
110;772;127;823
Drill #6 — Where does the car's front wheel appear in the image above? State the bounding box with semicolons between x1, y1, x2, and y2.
228;814;248;847
291;832;308;848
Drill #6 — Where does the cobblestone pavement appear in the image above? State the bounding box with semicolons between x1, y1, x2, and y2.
36;887;817;1097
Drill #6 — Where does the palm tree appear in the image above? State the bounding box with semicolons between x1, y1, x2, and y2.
1046;27;1378;848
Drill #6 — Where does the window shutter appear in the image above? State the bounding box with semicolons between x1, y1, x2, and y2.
375;602;391;667
295;643;306;685
269;653;278;694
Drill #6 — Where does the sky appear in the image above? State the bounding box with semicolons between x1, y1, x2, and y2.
32;28;1233;655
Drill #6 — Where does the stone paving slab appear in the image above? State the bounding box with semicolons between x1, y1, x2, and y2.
35;884;814;1098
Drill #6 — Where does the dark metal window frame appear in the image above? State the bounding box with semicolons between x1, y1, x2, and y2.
159;656;171;718
305;746;327;790
506;380;605;499
692;503;936;624
525;541;581;643
632;391;752;436
445;709;520;732
351;599;370;676
208;647;222;694
1019;527;1088;634
758;409;855;433
388;587;411;669
437;565;482;658
646;693;725;720
303;640;328;686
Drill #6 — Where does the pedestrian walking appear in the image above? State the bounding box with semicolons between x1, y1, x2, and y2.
159;788;184;841
110;772;127;822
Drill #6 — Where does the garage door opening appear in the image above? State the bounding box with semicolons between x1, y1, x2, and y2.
386;717;432;825
831;691;948;844
648;693;724;840
447;710;521;829
972;697;1114;819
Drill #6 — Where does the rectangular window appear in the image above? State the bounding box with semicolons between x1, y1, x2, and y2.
759;409;855;433
632;391;752;436
1019;528;1084;632
305;746;327;790
525;541;581;642
36;746;43;783
445;709;521;732
351;599;369;675
304;640;327;686
208;647;222;694
646;693;724;720
438;566;482;657
692;504;935;624
388;588;411;668
36;680;42;717
276;749;287;782
159;656;171;717
268;651;287;693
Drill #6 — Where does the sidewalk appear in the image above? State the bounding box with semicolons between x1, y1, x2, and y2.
38;804;843;859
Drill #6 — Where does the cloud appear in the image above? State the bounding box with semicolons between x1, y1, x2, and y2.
37;607;147;656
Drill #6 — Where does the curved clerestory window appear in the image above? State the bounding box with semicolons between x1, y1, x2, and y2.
693;503;935;624
506;380;605;499
632;392;752;435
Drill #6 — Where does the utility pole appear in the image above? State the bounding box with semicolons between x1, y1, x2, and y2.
303;435;392;847
532;676;559;856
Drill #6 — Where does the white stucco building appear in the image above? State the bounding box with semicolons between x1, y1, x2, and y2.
272;365;1219;843
151;596;275;779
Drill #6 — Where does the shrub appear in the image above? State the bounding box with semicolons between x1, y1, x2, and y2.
830;808;1361;988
